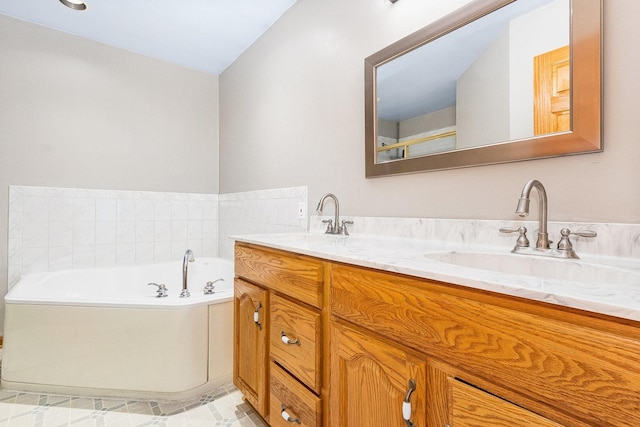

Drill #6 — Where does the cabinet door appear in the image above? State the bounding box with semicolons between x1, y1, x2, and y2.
449;378;564;427
329;322;427;427
234;278;269;420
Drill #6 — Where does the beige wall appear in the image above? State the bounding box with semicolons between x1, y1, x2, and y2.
220;0;640;224
0;15;219;327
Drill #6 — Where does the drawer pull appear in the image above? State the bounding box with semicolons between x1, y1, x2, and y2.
253;301;263;330
281;331;301;346
403;379;416;427
281;404;302;424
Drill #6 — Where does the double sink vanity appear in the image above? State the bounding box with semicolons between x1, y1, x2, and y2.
232;206;640;426
230;0;613;422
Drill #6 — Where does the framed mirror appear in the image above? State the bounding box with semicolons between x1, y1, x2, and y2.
365;0;602;178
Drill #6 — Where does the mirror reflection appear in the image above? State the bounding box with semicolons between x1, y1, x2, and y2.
376;0;569;163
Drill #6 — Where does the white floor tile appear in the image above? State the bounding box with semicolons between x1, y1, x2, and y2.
0;384;261;426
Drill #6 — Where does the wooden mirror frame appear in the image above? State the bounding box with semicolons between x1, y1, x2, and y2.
365;0;602;178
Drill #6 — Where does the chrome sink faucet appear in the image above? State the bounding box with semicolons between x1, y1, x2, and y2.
501;179;597;259
515;179;550;250
316;193;353;235
181;249;194;298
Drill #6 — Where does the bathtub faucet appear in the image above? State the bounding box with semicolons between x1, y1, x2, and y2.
181;249;195;298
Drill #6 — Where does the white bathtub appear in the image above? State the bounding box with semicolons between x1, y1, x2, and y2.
2;257;234;400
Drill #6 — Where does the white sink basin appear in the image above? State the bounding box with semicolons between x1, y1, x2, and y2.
425;250;640;286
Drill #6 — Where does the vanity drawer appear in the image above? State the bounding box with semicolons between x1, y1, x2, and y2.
449;378;563;427
330;263;640;426
270;294;322;393
270;362;321;427
235;243;324;308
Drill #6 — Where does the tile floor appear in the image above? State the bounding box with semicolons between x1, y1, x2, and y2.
0;384;267;427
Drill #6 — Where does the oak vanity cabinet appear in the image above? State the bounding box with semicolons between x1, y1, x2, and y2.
234;243;325;426
329;263;640;427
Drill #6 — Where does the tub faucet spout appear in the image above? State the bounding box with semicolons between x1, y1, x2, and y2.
181;249;195;298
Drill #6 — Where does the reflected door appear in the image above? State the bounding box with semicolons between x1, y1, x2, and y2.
534;45;570;134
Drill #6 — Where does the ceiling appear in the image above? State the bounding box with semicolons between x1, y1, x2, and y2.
0;0;298;75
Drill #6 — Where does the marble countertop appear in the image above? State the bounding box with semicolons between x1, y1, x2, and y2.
232;232;640;322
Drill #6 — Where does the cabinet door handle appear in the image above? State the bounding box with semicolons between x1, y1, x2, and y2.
281;404;301;424
281;331;301;346
253;301;263;330
403;379;416;427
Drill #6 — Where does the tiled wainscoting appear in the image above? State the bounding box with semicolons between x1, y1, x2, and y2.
7;187;219;290
7;185;309;288
218;186;308;259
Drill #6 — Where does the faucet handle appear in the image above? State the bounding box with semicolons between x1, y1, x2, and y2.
148;282;168;298
322;219;334;234
557;228;597;257
341;220;354;236
204;278;224;295
500;226;530;249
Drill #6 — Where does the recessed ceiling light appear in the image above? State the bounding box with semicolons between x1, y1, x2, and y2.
59;0;87;11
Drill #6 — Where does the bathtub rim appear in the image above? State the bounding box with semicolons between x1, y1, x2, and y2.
5;257;234;309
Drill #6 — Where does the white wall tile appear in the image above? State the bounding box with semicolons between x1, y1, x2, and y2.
22;221;48;248
171;201;188;220
188;221;203;240
136;221;155;243
73;198;95;221
49;197;74;222
116;243;136;266
95;244;117;267
49;222;73;246
50;246;73;271
188;201;203;221
203;201;218;220
117;199;136;221
154;200;172;221
22;196;48;222
96;199;117;221
73;245;95;269
8;214;22;239
23;247;48;274
203;221;217;239
8;239;22;266
172;221;188;241
136;199;155;221
154;242;172;263
135;242;155;264
73;222;96;246
117;221;136;244
154;221;172;242
96;221;116;245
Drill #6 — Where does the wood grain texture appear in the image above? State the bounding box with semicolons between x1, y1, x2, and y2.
235;243;324;308
330;264;640;426
328;322;428;427
270;294;322;393
450;378;564;427
270;362;322;427
234;278;269;420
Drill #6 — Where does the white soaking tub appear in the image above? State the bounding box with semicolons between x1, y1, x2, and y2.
2;257;234;400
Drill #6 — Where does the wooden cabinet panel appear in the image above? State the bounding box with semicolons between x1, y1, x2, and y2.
270;294;322;393
235;243;324;308
328;322;427;427
449;378;563;427
331;264;640;426
233;278;269;420
270;362;321;427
